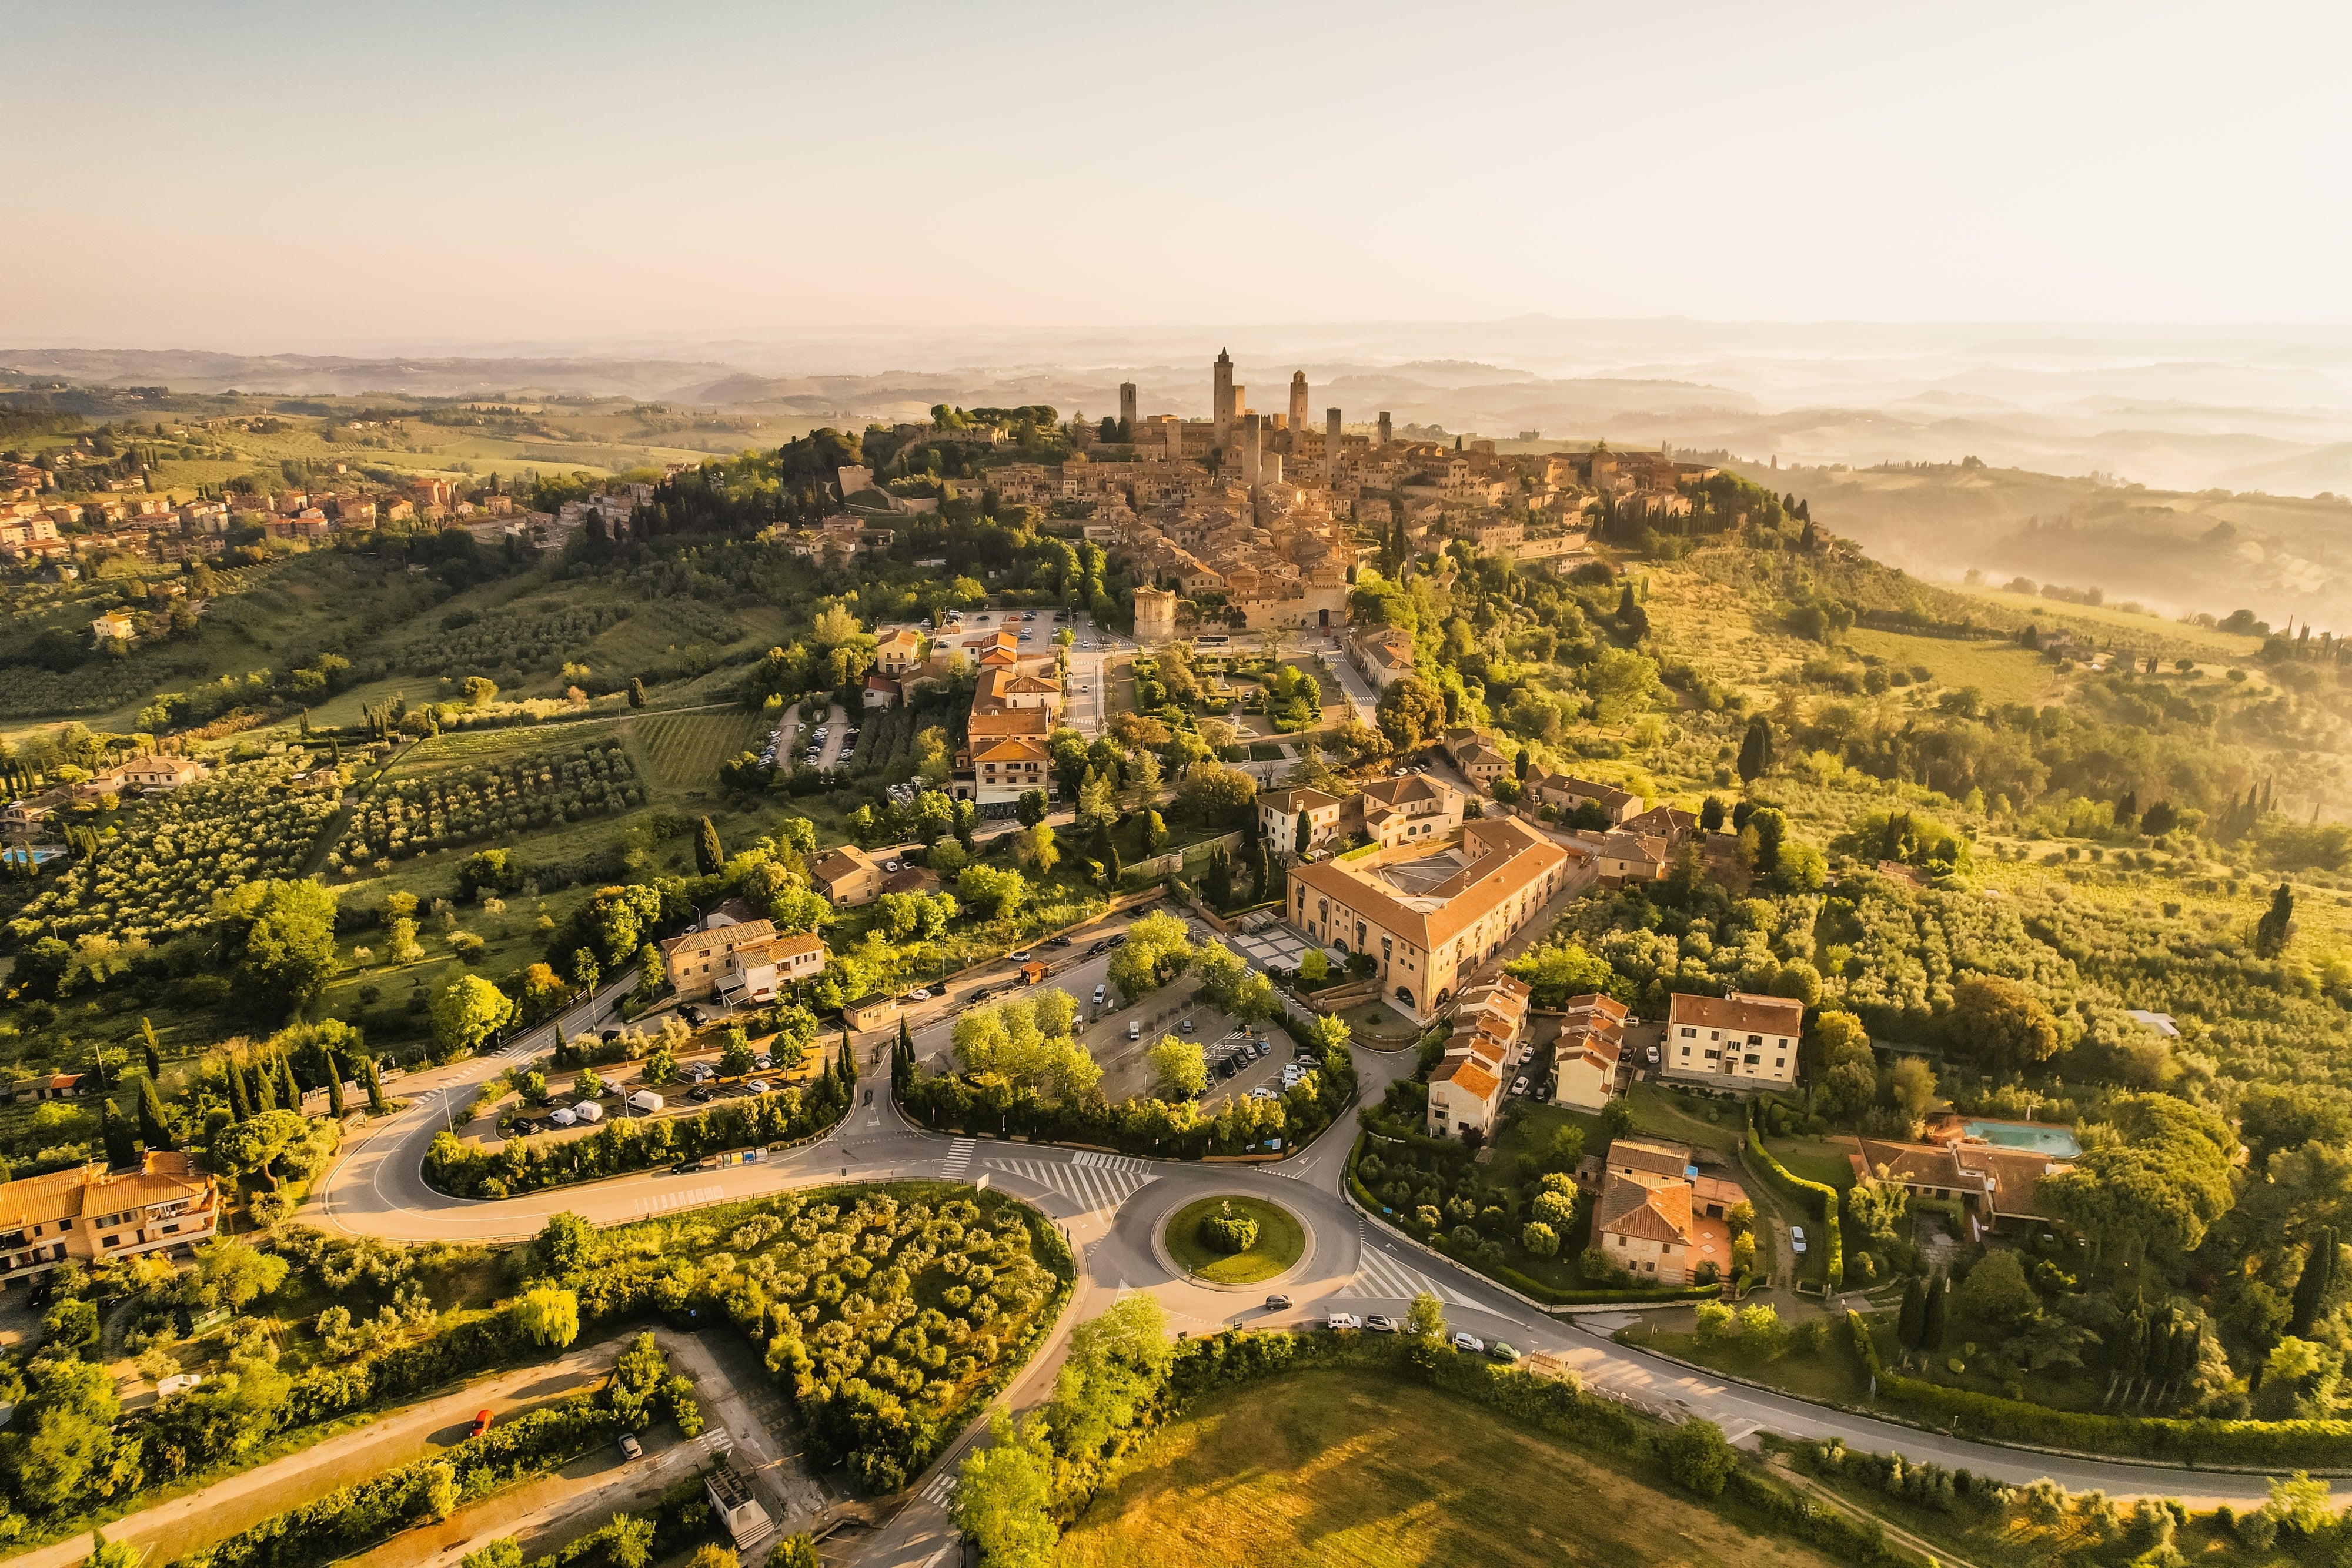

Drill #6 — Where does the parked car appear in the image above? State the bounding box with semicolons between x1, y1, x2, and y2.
469;1410;494;1439
1179;1018;1195;1032
1512;1076;1530;1096
1488;1342;1520;1363
1046;935;1072;948
1008;951;1033;962
1791;1225;1808;1254
883;860;901;872
906;988;933;1001
600;1028;622;1044
1364;1315;1399;1335
681;1005;707;1025
744;1079;771;1094
753;1054;772;1071
1326;1313;1362;1332
1264;1294;1292;1311
619;1433;643;1460
1451;1331;1485;1355
687;1086;716;1103
673;1158;709;1174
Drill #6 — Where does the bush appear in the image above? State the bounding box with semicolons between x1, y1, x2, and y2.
1747;1118;1843;1289
1200;1213;1259;1254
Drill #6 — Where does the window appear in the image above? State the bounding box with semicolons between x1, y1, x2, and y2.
1775;1058;1785;1069
1679;1027;1695;1038
102;1235;121;1249
1679;1045;1691;1056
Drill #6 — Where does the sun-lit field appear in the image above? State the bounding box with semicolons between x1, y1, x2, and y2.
1840;627;2060;707
1054;1370;1842;1568
630;708;771;792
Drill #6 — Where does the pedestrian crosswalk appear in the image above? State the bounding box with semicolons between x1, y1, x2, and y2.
921;1463;956;1505
693;1429;733;1459
939;1138;977;1181
982;1154;1157;1214
1341;1243;1474;1307
631;1184;724;1218
492;1037;539;1061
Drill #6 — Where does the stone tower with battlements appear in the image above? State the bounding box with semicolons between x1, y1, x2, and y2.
1288;372;1308;446
1212;349;1234;448
1327;407;1342;484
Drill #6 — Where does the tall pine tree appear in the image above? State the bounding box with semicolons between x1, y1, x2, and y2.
325;1051;348;1119
696;815;726;876
139;1018;161;1079
2256;883;2296;959
363;1055;386;1115
229;1061;256;1120
100;1099;135;1169
136;1075;175;1152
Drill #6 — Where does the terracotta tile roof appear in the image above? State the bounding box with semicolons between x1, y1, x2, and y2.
1668;991;1804;1035
0;1165;90;1229
1359;774;1459;810
1431;1057;1501;1101
1262;787;1342;813
1607;1138;1692;1179
1596;1171;1695;1246
1623;805;1696;840
1563;992;1630;1024
1288;815;1566;953
663;918;780;956
972;737;1051;763
967;707;1053;739
770;931;825;961
811;847;877;885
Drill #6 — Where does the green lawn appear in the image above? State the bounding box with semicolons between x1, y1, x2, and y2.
1619;1324;1868;1408
1840;628;2058;708
1763;1136;1857;1193
1163;1195;1305;1285
1494;1101;1603;1174
1625;1079;1743;1156
1054;1369;1847;1568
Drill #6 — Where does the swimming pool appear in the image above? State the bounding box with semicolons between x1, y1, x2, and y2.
1963;1119;2080;1158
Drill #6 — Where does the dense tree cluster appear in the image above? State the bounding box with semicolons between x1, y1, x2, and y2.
331;741;640;868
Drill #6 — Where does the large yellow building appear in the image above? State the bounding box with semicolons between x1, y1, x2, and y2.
1286;817;1568;1021
0;1152;220;1288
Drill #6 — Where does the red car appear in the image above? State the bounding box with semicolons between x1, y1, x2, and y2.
469;1410;493;1439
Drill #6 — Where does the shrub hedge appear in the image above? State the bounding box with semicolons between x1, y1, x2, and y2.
1746;1116;1844;1289
1157;1331;1926;1568
1842;1312;2352;1467
174;1337;686;1568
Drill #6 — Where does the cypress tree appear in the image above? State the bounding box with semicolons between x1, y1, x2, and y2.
629;678;647;709
100;1099;135;1169
2293;1227;2337;1335
696;815;725;876
1736;715;1775;783
325;1051;348;1119
136;1075;175;1152
363;1056;386;1115
253;1060;276;1114
2256;884;2296;959
139;1018;161;1079
1920;1272;1949;1351
1896;1275;1928;1349
278;1051;302;1109
229;1061;256;1120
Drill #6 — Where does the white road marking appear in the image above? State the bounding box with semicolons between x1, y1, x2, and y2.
631;1185;726;1217
939;1138;976;1179
982;1155;1156;1214
1340;1244;1474;1307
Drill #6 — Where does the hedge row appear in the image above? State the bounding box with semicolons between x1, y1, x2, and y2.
1164;1332;1926;1568
1746;1118;1845;1290
1843;1312;2352;1467
1344;1132;1714;1309
174;1366;649;1568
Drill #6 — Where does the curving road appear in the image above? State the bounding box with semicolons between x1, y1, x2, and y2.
310;994;2283;1566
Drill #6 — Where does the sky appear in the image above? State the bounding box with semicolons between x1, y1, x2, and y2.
6;0;2350;352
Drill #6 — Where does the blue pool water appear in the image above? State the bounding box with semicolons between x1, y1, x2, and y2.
1963;1120;2080;1158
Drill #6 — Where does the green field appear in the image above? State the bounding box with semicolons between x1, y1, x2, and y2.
629;708;771;793
1054;1370;1844;1568
1840;627;2059;707
1955;586;2266;664
1163;1195;1306;1285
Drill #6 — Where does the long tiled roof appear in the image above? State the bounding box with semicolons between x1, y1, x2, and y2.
1596;1171;1693;1246
1669;991;1805;1034
1289;816;1566;952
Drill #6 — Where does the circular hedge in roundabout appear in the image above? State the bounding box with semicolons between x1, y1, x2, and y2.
1164;1194;1307;1285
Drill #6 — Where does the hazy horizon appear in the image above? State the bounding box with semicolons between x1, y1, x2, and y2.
8;1;2350;345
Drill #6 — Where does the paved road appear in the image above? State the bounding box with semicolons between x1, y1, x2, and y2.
17;1335;640;1568
309;951;2284;1566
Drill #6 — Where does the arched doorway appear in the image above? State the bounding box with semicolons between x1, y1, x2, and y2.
1394;985;1415;1009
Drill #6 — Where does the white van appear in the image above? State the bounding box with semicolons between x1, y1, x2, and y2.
1128;1021;1141;1041
1093;984;1107;1007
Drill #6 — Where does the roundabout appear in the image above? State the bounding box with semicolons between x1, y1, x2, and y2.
1159;1192;1311;1288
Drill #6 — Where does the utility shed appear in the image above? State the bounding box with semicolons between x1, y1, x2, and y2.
706;1465;775;1552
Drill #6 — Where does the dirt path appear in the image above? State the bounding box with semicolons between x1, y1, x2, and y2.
4;1336;638;1568
1770;1456;1980;1568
